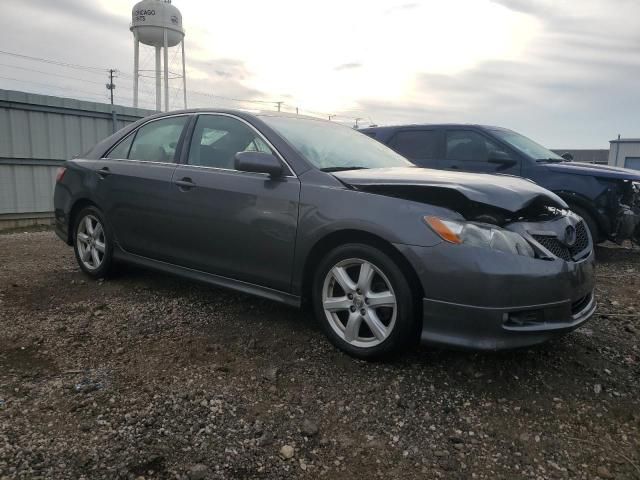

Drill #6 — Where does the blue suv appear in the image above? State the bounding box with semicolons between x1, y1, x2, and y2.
361;124;640;244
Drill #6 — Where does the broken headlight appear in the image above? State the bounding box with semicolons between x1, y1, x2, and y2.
424;216;535;257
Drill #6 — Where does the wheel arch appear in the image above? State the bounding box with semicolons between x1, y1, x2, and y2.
300;229;424;311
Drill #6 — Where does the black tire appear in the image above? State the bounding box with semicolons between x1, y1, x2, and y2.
570;205;602;244
72;206;114;278
312;243;418;360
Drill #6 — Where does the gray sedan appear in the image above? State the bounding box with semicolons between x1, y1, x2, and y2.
53;110;596;358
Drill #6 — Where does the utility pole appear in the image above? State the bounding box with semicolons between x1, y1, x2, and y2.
106;69;116;105
106;69;117;133
275;101;283;112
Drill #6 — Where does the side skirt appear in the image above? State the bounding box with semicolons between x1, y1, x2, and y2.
113;247;302;308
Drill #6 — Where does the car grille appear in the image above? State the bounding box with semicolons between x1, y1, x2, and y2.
532;221;590;262
571;221;590;254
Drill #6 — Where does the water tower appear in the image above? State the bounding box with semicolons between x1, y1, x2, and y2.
130;0;187;111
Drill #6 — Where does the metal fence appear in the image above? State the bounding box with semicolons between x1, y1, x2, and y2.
0;88;154;229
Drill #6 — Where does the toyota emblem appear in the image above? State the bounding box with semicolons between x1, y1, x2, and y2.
564;225;577;246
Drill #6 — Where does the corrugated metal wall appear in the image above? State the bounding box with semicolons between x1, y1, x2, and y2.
0;89;154;223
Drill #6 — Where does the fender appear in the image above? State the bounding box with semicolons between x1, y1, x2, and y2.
556;190;611;237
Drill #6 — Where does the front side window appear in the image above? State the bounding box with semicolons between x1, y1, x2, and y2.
446;130;503;162
389;130;440;160
128;116;188;163
187;115;275;170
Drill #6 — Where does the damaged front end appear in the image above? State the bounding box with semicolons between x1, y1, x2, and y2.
332;167;598;259
428;198;593;263
352;183;591;262
613;180;640;244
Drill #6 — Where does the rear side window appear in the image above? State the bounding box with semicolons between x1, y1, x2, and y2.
389;130;440;160
106;134;134;159
127;116;189;163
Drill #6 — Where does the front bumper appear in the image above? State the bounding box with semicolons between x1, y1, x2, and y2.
395;242;596;350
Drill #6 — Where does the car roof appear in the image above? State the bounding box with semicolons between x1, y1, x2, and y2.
360;123;511;132
147;108;326;122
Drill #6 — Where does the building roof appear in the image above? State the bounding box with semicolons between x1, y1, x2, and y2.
551;149;609;164
610;138;640;143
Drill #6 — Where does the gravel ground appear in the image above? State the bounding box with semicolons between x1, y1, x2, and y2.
1;230;639;480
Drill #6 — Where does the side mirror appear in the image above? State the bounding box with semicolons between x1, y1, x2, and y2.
234;151;283;177
488;150;517;168
561;152;574;161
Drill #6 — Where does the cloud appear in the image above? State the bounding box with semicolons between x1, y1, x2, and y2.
388;2;419;11
490;0;555;16
0;0;266;109
334;62;362;71
346;0;640;147
0;0;638;146
185;57;267;106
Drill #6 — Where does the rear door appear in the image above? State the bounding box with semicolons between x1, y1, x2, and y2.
386;129;444;168
440;129;521;175
96;114;191;260
169;113;301;292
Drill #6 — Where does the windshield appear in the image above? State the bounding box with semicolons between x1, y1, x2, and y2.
259;115;411;171
491;129;564;162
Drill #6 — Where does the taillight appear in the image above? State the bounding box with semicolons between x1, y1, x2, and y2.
56;167;66;183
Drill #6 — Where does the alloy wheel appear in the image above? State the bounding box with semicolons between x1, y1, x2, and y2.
322;258;397;348
76;214;106;271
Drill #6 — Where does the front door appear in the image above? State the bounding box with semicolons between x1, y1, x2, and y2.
170;114;301;292
440;129;521;175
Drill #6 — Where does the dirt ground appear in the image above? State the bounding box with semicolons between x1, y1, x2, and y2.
1;230;639;480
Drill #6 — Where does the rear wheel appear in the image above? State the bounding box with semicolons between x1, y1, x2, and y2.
73;206;114;278
312;243;417;359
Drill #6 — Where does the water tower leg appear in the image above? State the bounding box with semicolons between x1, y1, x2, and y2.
182;40;187;109
155;46;161;112
164;29;169;112
133;35;139;108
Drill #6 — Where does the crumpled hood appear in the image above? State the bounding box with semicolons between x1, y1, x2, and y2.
334;167;567;213
543;162;640;181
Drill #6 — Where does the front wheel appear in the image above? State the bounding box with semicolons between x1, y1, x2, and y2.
73;206;114;278
312;244;418;359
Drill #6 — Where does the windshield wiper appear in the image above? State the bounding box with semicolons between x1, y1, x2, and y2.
320;166;369;172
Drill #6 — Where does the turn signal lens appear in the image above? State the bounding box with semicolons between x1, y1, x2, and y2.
424;216;463;244
55;167;67;183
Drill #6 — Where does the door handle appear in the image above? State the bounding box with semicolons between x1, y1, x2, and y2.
97;167;111;177
174;177;196;189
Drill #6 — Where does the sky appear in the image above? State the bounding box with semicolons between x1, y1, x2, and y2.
0;0;639;148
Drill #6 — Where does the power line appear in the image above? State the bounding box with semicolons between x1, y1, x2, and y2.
0;49;366;121
0;62;107;86
0;49;107;74
0;75;109;100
